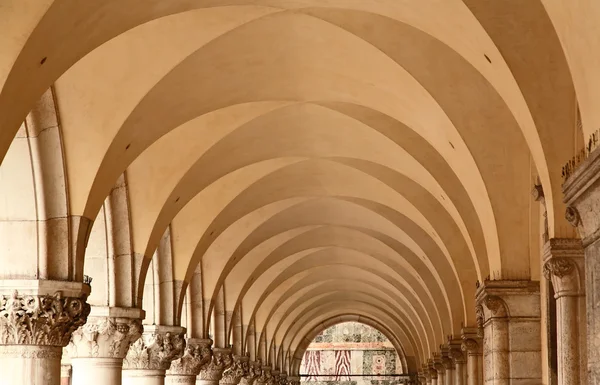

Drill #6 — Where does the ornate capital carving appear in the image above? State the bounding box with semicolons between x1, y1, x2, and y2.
475;305;484;333
255;366;273;385
168;338;212;376
460;339;480;354
543;258;576;280
123;328;185;370
448;348;465;364
221;354;249;385
482;295;507;317
66;316;142;359
0;290;90;347
199;347;232;381
240;360;262;385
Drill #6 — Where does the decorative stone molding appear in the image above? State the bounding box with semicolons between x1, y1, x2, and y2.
240;360;262;385
278;372;287;385
66;310;143;359
270;370;280;385
287;376;300;385
565;206;581;227
168;338;212;376
221;354;248;385
460;339;480;355
199;347;232;381
123;326;185;371
255;366;273;385
474;305;484;336
0;290;90;347
482;295;507;317
543;258;575;280
448;348;465;364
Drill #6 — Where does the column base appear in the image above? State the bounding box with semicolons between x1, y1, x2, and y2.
71;357;123;385
123;369;166;385
0;345;62;385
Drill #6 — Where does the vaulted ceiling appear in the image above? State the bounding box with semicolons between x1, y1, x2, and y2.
1;0;595;372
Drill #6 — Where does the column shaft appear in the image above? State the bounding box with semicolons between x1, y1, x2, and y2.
484;318;509;385
71;358;122;385
0;346;62;385
454;362;464;385
123;369;165;385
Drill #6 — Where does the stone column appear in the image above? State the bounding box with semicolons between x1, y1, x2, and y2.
428;361;438;385
239;360;261;385
542;238;586;385
562;144;600;384
0;281;91;385
460;329;482;385
220;354;248;385
476;280;541;385
66;306;144;385
197;347;232;385
448;339;466;385
122;325;186;385
166;338;212;385
440;346;453;385
434;357;445;385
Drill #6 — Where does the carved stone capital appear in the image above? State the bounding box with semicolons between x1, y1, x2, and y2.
255;366;273;385
66;306;144;359
199;347;232;381
123;326;186;371
460;339;480;355
448;348;465;364
221;354;249;385
278;372;287;385
543;258;575;280
0;290;90;347
168;338;212;376
482;295;507;317
240;360;262;385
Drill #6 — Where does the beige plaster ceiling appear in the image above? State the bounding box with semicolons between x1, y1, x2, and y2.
0;0;591;372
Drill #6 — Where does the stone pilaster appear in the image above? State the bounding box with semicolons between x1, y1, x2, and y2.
476;280;541;385
66;306;144;385
542;238;586;385
122;325;186;385
198;347;232;385
166;338;212;385
562;144;600;385
220;354;248;385
460;328;482;385
0;280;91;385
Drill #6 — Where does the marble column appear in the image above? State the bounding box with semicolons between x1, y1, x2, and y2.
122;325;186;385
166;338;212;385
66;306;144;385
197;347;232;385
434;356;446;385
562;144;600;384
0;280;91;385
476;280;541;385
461;329;482;385
448;339;466;385
220;354;248;385
440;347;453;385
428;361;438;385
542;238;586;385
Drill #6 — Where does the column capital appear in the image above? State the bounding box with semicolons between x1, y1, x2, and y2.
199;346;232;381
447;337;466;364
240;360;262;385
168;337;212;376
542;238;585;296
475;280;540;322
66;306;144;359
0;281;91;347
221;354;249;385
123;325;186;371
255;365;274;385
